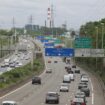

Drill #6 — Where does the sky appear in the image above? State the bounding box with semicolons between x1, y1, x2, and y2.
0;0;105;30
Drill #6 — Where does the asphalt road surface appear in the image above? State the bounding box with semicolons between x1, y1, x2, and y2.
0;56;105;105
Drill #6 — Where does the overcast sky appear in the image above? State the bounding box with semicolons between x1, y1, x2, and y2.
0;0;105;29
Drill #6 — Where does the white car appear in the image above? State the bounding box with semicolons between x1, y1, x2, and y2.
46;68;52;73
2;101;17;105
81;76;89;82
60;83;69;92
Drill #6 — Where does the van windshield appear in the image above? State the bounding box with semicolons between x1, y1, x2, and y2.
3;104;13;105
2;103;16;105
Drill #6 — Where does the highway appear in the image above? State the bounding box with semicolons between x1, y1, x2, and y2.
0;38;35;74
0;55;105;105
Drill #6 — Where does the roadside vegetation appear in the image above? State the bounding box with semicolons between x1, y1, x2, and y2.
75;18;105;85
0;57;44;89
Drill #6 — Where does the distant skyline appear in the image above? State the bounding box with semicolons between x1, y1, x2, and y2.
0;0;105;30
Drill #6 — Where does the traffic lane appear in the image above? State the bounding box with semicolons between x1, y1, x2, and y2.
88;72;105;105
19;59;70;105
0;58;65;105
0;57;93;105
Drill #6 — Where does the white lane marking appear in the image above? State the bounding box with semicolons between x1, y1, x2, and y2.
92;93;94;105
0;68;46;99
90;78;94;91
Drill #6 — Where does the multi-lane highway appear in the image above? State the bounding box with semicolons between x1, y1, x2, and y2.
0;54;105;105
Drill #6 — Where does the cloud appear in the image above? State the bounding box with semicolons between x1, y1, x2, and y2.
0;0;105;29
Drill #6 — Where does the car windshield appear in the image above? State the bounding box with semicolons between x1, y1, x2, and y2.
75;103;81;105
47;93;57;97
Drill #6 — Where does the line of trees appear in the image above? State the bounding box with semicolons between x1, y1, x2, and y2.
76;18;105;83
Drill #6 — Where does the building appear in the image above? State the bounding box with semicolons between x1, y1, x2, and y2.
25;24;40;31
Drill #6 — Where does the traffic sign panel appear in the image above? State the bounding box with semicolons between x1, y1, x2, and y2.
45;48;74;57
74;37;92;48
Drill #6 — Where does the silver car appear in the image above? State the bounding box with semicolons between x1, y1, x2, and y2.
60;83;69;92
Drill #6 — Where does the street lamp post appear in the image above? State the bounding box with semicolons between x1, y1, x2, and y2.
101;23;104;49
95;26;98;69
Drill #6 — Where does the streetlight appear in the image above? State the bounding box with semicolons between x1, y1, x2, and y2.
95;26;98;49
95;26;98;69
101;23;104;49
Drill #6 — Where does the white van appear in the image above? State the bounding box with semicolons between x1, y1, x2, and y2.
63;75;71;83
2;101;17;105
68;74;75;81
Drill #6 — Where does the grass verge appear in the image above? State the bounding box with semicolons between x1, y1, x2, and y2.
0;57;44;90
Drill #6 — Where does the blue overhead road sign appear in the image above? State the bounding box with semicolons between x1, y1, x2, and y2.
44;43;54;47
45;48;74;57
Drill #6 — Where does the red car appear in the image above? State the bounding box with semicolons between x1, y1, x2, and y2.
48;60;51;63
71;97;86;105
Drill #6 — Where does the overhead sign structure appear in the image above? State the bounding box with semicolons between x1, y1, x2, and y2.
36;36;44;40
41;39;49;43
74;37;92;48
90;49;105;57
45;48;74;57
75;49;91;57
44;43;54;48
75;49;105;57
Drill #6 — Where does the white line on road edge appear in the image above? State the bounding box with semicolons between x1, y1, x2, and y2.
90;78;94;91
0;64;46;100
92;93;94;105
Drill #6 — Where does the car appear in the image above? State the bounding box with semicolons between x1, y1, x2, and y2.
81;76;89;82
78;82;88;89
45;92;59;104
9;63;16;68
75;91;86;103
0;63;6;68
68;74;75;81
71;97;86;105
68;70;74;74
46;68;52;73
72;65;76;68
63;74;71;83
80;87;90;97
75;69;80;73
32;76;41;84
65;65;71;69
60;83;69;92
2;101;17;105
48;60;51;63
81;74;87;78
54;61;58;63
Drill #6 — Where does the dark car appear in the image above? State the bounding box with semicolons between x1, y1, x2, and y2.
32;76;41;84
68;70;74;74
45;92;59;104
54;61;58;63
78;82;88;89
80;87;90;97
65;66;71;70
72;65;76;68
75;69;80;74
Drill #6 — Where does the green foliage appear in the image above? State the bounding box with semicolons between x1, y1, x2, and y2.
0;58;44;89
